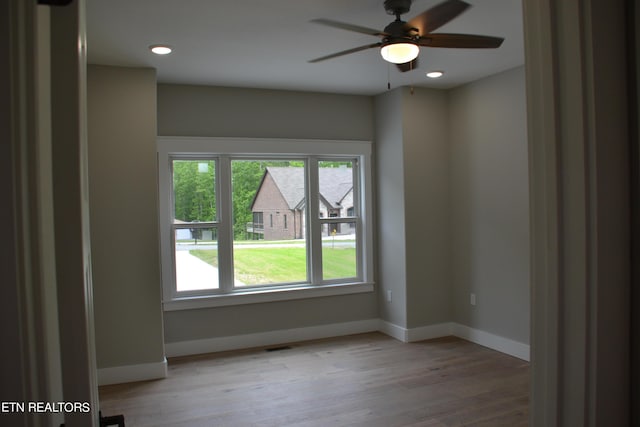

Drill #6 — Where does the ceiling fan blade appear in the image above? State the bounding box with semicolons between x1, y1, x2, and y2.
308;43;382;63
310;18;388;37
418;33;504;48
396;57;419;73
406;0;470;35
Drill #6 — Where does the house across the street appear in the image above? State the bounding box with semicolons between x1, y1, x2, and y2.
248;166;354;240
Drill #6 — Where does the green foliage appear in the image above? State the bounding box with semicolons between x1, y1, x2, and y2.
231;161;265;239
319;160;353;168
173;159;308;239
173;160;216;222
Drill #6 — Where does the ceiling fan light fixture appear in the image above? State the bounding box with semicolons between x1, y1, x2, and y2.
380;41;419;64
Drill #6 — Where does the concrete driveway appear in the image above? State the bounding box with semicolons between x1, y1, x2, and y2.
175;250;245;291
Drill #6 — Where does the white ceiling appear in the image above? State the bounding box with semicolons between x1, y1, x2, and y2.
86;0;524;96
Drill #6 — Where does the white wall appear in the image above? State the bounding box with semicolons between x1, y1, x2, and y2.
449;66;530;345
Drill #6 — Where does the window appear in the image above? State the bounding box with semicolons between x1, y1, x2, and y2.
171;159;219;291
250;212;263;236
158;137;373;310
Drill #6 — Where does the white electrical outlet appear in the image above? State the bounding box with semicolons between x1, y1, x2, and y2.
386;290;392;303
470;293;477;306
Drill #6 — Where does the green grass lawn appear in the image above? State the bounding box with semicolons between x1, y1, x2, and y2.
190;246;356;284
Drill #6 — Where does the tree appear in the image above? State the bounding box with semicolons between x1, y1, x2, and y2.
173;160;216;222
231;160;264;239
173;159;308;240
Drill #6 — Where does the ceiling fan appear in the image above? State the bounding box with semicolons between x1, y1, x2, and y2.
309;0;504;72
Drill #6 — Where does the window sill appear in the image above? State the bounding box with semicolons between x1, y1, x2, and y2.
163;282;374;311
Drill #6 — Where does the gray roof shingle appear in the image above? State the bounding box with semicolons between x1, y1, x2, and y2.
265;166;353;210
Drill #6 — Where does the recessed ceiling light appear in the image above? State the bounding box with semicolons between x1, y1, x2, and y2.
426;71;444;79
150;45;172;55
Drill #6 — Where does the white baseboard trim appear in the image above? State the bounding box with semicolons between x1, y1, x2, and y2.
406;322;454;342
452;324;530;361
99;321;528;385
378;321;454;342
378;321;530;362
378;320;409;342
97;358;168;386
165;318;380;358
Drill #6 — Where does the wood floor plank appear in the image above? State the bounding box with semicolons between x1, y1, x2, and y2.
99;333;529;426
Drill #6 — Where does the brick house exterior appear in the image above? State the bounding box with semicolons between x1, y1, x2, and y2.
249;166;353;240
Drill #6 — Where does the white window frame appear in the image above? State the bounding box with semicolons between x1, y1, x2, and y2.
158;137;374;311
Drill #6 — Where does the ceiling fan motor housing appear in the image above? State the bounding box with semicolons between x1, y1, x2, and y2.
383;20;417;38
384;0;412;16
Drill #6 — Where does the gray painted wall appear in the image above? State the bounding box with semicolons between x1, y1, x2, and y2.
634;2;640;420
164;293;377;342
87;65;165;368
449;66;530;344
158;84;378;344
373;89;408;327
403;88;452;328
374;69;528;341
374;86;451;329
158;84;374;141
86;67;529;362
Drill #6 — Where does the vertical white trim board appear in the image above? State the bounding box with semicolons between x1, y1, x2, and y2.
165;319;380;358
97;359;168;386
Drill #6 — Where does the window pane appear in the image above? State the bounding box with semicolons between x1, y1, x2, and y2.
174;227;219;291
172;159;216;223
319;160;358;280
318;160;354;219
322;221;357;281
232;160;307;286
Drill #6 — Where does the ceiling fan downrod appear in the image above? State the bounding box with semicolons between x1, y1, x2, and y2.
384;0;412;16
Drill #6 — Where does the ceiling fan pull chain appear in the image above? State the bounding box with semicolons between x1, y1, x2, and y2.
410;61;414;95
387;62;390;90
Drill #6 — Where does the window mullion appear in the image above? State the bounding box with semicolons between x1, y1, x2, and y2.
217;157;234;292
353;159;363;282
359;155;373;283
307;157;322;284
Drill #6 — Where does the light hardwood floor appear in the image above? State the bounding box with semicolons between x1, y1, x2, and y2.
99;333;529;426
